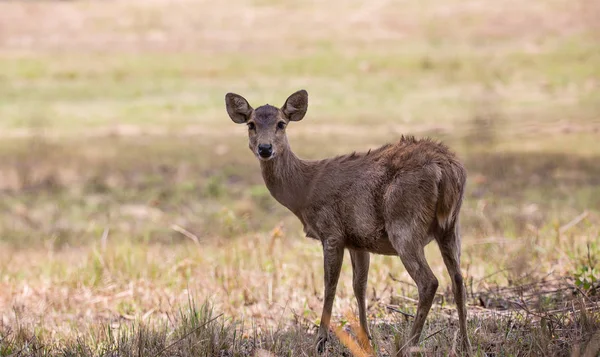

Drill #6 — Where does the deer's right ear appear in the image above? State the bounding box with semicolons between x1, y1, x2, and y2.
225;93;253;124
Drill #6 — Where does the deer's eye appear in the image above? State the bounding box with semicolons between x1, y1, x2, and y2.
247;122;256;130
277;121;286;130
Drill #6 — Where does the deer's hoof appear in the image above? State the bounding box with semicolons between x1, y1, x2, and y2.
461;338;473;356
315;336;327;354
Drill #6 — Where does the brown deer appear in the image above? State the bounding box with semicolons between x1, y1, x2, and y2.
224;90;471;354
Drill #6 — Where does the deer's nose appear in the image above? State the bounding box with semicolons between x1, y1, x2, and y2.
258;144;273;158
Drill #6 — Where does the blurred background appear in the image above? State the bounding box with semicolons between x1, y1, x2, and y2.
0;0;599;354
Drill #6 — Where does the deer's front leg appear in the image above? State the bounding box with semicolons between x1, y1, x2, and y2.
316;242;344;354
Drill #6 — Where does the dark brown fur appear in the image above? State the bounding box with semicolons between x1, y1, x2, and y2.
225;90;471;355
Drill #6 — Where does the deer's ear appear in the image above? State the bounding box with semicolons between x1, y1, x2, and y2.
282;89;308;122
225;93;253;124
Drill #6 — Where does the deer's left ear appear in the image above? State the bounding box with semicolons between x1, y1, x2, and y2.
225;93;253;124
282;89;308;122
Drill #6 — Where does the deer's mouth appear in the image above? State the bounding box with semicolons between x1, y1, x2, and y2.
257;152;275;161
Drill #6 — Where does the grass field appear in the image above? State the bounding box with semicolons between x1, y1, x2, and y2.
1;0;600;356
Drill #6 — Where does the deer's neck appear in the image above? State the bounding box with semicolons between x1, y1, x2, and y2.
259;147;314;216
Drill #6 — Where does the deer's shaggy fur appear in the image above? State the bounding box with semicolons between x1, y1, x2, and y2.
225;90;471;354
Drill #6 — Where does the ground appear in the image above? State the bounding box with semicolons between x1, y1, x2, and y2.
0;0;599;356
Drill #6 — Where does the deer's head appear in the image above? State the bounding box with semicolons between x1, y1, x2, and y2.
225;90;308;161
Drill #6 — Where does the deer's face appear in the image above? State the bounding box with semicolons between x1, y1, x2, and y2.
245;105;287;160
225;90;308;161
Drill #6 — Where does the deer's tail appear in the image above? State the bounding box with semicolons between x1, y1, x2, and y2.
436;160;467;231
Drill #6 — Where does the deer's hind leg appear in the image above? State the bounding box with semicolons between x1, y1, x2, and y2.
388;223;438;349
436;221;471;354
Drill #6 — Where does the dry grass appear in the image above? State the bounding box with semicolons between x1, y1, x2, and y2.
1;0;599;355
1;228;599;355
1;133;599;355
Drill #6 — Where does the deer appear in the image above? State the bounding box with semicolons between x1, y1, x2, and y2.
224;89;471;355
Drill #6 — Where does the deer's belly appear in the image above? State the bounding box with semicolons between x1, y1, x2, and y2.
344;232;398;255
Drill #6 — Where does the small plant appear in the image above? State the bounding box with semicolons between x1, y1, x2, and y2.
574;266;598;293
574;242;598;294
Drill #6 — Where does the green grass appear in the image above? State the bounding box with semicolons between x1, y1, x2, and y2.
1;40;598;132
